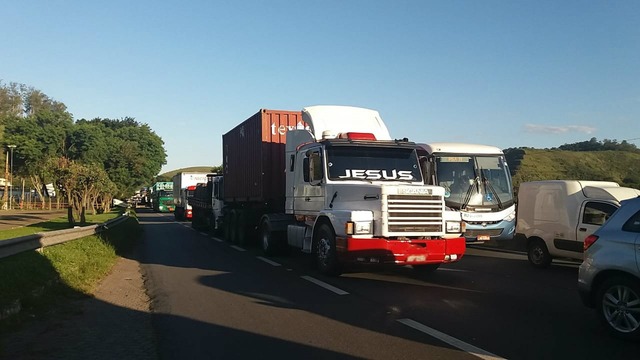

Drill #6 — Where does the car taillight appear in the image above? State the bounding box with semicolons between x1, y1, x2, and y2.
584;235;599;251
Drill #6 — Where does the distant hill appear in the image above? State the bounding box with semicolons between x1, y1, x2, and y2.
505;148;640;190
157;166;220;181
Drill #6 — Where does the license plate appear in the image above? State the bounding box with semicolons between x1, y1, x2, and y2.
407;255;426;262
477;235;490;241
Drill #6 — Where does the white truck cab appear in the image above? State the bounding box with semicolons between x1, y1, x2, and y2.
516;180;640;268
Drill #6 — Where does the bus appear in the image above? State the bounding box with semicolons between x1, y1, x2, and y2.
416;143;515;243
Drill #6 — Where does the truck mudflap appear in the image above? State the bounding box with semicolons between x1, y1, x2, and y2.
335;237;466;265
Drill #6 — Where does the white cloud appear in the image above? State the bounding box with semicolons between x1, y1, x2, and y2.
524;124;596;134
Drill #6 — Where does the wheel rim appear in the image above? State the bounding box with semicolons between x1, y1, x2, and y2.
530;245;544;264
261;226;270;251
602;284;640;333
317;237;331;267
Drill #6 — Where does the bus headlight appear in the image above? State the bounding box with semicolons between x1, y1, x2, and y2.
346;221;373;235
446;221;463;233
505;211;516;222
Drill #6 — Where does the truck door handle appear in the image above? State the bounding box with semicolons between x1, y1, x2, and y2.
305;197;311;202
578;228;587;232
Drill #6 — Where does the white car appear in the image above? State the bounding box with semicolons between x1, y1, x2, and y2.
578;196;640;340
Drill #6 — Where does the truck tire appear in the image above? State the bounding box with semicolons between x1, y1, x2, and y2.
413;264;440;273
314;224;342;276
527;239;552;268
210;213;220;235
596;276;640;340
227;210;239;244
259;220;283;256
236;210;253;246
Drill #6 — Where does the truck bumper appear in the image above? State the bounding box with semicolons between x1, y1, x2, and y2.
336;237;466;265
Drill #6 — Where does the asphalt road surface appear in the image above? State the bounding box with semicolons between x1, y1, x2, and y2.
137;210;639;360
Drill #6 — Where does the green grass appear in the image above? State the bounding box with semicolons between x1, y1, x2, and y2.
0;211;141;333
0;209;125;241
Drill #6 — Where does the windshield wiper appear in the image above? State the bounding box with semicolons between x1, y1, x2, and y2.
461;177;478;210
480;167;503;210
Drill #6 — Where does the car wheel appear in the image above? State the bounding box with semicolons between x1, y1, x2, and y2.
527;239;552;268
413;264;440;273
314;224;341;276
596;276;640;340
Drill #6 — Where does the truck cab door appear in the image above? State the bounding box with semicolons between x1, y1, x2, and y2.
577;201;618;248
294;148;325;215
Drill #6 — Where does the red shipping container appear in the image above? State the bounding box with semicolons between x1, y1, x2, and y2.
223;109;305;208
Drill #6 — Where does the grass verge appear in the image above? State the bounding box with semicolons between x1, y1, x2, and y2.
0;209;126;241
0;210;141;335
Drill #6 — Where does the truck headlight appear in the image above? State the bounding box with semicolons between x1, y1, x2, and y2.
446;221;462;233
346;221;373;235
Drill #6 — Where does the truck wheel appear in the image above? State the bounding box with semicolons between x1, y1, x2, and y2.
236;210;253;246
413;264;440;273
227;210;239;244
259;220;282;255
596;276;640;340
210;213;219;235
314;224;342;276
527;239;552;268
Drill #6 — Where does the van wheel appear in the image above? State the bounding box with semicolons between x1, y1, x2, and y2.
314;224;342;276
597;276;640;339
527;239;552;268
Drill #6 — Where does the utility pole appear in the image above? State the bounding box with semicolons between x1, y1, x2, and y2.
8;145;16;210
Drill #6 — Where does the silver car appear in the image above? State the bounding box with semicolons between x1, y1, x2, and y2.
578;196;640;340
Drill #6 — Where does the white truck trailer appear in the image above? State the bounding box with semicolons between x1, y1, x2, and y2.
172;172;209;221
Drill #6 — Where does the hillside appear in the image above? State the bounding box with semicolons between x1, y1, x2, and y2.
505;148;640;189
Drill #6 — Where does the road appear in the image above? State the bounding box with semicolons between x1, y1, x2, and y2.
137;209;639;359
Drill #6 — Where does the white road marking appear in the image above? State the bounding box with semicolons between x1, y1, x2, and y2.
230;245;246;252
301;276;349;295
397;318;504;360
199;232;208;236
211;237;223;242
257;257;281;266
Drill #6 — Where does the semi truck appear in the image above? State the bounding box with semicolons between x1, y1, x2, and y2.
172;172;209;220
151;181;174;212
189;173;225;232
416;143;516;243
516;180;640;268
221;106;466;275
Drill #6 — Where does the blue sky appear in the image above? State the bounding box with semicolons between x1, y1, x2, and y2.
1;0;638;174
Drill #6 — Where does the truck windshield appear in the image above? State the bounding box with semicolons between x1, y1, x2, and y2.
435;155;514;209
326;146;421;182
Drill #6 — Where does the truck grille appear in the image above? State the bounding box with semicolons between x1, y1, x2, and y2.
386;195;443;233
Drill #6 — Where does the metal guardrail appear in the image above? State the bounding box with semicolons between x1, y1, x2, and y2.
0;212;131;260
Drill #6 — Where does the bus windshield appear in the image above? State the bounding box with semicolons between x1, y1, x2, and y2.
435;155;514;209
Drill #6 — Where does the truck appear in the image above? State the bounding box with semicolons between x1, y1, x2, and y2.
189;173;225;232
172;172;209;220
151;181;174;213
515;180;640;268
221;106;466;275
416;143;516;243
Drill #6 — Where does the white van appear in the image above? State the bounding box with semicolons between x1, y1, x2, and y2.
516;180;640;268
